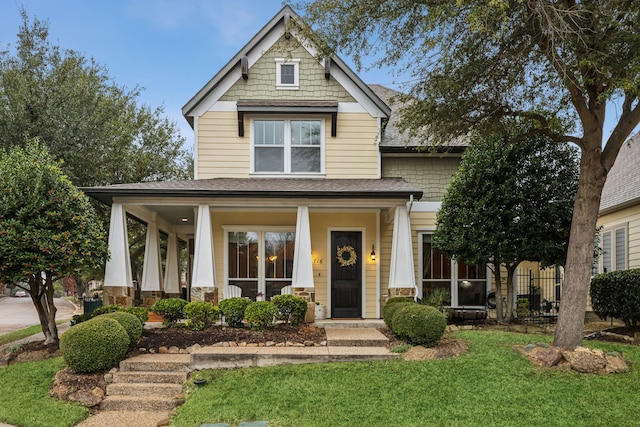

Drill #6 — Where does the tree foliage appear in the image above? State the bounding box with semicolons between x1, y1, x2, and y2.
0;10;192;187
299;0;640;348
0;141;108;343
434;130;578;321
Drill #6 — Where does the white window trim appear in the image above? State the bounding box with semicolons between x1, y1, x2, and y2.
275;58;300;90
249;116;326;176
418;231;490;309
223;226;296;296
599;223;628;273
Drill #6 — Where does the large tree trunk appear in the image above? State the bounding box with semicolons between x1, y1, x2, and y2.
28;272;59;345
553;147;607;349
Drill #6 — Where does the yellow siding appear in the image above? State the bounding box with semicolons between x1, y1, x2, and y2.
598;204;640;269
325;113;379;178
198;111;249;179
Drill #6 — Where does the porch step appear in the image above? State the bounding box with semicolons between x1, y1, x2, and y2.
99;395;179;411
314;319;385;329
106;382;183;397
324;328;389;347
119;354;191;372
112;370;188;384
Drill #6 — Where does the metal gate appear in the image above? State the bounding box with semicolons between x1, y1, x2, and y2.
516;267;563;322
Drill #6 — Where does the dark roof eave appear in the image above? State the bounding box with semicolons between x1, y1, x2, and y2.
379;145;467;154
82;188;423;206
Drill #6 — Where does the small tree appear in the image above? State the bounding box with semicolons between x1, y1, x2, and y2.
434;131;578;322
0;140;108;344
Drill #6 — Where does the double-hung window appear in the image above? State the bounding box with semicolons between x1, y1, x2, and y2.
227;229;295;300
275;58;299;89
599;225;627;273
252;119;323;174
420;233;489;307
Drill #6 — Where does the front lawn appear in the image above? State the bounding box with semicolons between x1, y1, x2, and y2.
0;357;87;427
173;330;640;427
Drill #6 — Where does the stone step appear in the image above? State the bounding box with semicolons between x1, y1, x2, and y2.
119;354;191;372
324;327;389;347
99;395;179;411
315;320;385;328
106;382;183;398
112;370;188;384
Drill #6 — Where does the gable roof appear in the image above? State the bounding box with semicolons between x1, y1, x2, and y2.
368;84;468;154
182;5;390;127
600;133;640;215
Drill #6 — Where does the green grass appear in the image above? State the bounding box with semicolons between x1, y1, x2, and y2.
173;331;640;427
0;319;70;346
0;357;87;427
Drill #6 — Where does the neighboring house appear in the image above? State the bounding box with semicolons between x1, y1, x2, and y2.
596;133;640;273
83;6;486;319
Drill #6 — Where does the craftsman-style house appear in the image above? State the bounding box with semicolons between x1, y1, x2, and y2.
84;6;488;319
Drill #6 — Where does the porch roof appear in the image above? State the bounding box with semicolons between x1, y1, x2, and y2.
82;177;423;205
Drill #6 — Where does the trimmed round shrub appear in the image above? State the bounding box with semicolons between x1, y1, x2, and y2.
101;311;143;349
60;316;129;373
271;294;308;324
383;301;414;329
125;306;149;325
392;304;446;347
183;301;220;331
245;301;279;331
91;304;124;317
151;298;188;326
219;297;252;328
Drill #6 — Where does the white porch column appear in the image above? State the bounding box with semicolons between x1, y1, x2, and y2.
164;232;180;294
192;205;216;296
292;206;314;288
388;205;417;295
140;218;163;291
104;203;133;288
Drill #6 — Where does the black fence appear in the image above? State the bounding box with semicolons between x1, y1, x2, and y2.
516;267;563;323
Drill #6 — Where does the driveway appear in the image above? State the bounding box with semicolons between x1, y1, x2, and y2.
0;296;76;335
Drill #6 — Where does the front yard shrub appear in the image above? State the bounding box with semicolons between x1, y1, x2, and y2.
590;269;640;328
385;297;415;306
91;304;124;317
392;304;446;347
125;306;149;325
101;311;143;349
383;301;414;329
60;316;129;373
219;297;252;328
151;298;188;326
245;301;279;331
183;301;220;331
70;313;93;326
271;294;307;324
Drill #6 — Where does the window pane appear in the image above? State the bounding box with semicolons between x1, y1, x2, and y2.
291;121;321;145
228;280;258;299
255;147;284;172
255;120;284;145
422;282;451;304
615;228;626;270
266;280;292;300
264;232;295;279
291;147;321;172
281;64;295;84
458;280;486;306
602;231;611;273
228;232;258;278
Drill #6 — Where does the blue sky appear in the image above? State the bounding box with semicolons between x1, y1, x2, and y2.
0;0;396;149
0;1;634;150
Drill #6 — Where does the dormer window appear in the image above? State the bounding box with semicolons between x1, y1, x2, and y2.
275;59;300;89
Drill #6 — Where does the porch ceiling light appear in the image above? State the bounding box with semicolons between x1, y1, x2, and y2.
370;244;376;261
181;217;189;222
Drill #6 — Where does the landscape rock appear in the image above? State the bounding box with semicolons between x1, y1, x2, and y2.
562;347;606;373
526;346;563;368
168;346;180;354
186;343;201;353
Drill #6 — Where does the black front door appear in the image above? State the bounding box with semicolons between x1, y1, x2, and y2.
331;231;362;318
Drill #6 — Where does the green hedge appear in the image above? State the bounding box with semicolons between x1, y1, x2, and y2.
219;297;252;328
391;304;446;347
383;301;415;329
245;301;279;331
60;316;129;373
101;311;143;349
271;294;307;325
183;301;220;331
151;298;188;326
590;269;640;328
